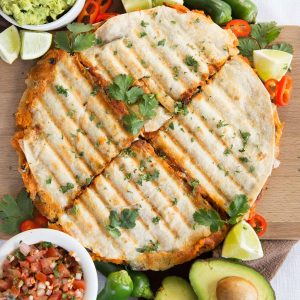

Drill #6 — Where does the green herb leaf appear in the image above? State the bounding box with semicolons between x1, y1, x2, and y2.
189;179;200;195
139;94;159;118
55;85;68;97
106;225;121;238
228;194;250;224
152;216;160;224
158;39;166;46
125;86;144;104
122;113;144;135
60;182;74;193
119;209;139;229
108;74;134;101
238;38;260;60
0;188;33;235
67;23;93;34
193;209;225;232
122;148;137;158
250;22;281;48
174;102;189;115
54;31;71;52
73;33;96;52
136;240;159;253
69;205;79;215
184;55;199;72
270;42;293;54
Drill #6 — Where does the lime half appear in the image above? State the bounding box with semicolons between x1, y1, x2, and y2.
20;31;52;60
0;25;21;64
222;221;263;261
253;49;293;82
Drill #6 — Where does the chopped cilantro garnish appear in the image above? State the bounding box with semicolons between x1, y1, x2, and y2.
122;148;137;158
168;122;175;130
189;179;200;195
139;94;159;118
55;85;68;97
158;39;166;46
46;177;52;184
60;182;74;193
184;55;199;72
136;240;159;253
122;113;144;135
140;31;147;38
152;216;160;224
217;120;229;128
174;102;189;115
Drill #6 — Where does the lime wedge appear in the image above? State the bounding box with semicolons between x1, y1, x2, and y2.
222;221;263;261
0;25;21;64
20;31;52;60
121;0;152;12
253;49;293;82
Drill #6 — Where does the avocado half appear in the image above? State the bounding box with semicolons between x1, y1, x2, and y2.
189;259;275;300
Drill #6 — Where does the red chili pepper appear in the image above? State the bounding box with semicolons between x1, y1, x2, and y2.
94;12;118;23
264;79;278;100
77;0;100;24
226;19;251;38
96;0;112;13
247;213;267;237
275;74;293;106
20;220;38;232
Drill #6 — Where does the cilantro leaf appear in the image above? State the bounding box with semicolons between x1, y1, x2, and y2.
108;74;134;101
73;33;96;52
122;113;144;135
139;94;158;118
119;209;139;229
67;23;93;34
125;86;144;104
238;38;260;60
270;42;293;54
0;189;33;235
184;55;199;72
250;22;281;48
136;240;159;253
54;31;71;52
228;194;250;224
193;208;225;232
106;225;121;238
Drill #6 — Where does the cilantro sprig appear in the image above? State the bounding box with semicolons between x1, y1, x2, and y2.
54;23;101;54
108;74;159;134
238;22;293;61
106;208;139;238
0;189;34;234
193;194;250;232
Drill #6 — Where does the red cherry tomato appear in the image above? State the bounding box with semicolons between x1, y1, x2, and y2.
33;214;48;228
247;213;267;237
19;220;38;232
275;74;293;106
226;19;251;37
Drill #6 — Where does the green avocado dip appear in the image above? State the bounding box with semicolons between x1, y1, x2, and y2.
0;0;76;25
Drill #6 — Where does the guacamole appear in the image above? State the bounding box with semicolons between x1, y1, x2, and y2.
0;0;76;25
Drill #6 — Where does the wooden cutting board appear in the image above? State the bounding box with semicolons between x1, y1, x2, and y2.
0;23;299;239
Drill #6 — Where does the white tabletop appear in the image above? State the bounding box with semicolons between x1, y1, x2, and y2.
253;1;300;299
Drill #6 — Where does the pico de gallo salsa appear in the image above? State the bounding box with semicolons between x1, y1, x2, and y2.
0;242;85;300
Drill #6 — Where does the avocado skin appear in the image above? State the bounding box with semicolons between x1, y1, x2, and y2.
189;258;275;300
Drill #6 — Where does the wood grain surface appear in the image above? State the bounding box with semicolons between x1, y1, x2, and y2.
0;21;299;239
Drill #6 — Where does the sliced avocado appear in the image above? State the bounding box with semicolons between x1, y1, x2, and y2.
155;276;197;300
189;259;275;300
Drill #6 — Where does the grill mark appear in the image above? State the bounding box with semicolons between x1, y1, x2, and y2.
175;120;248;193
45;88;107;168
77;192;126;257
156;130;228;201
119;159;180;239
122;155;192;231
186;106;256;179
35;99;95;176
102;167;158;245
204;85;260;134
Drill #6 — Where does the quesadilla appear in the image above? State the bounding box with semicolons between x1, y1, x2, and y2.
13;50;137;219
80;6;238;114
148;56;276;212
57;140;226;270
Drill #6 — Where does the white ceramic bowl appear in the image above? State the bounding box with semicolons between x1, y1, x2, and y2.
0;229;98;299
0;0;85;31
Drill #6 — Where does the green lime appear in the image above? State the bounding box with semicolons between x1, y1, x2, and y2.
20;31;52;60
222;221;263;261
0;25;20;64
253;49;293;82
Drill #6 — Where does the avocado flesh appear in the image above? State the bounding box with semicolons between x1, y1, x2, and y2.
155;276;197;300
189;259;275;300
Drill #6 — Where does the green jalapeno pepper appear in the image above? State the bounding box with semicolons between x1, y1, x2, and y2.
97;270;133;300
222;0;257;23
184;0;232;25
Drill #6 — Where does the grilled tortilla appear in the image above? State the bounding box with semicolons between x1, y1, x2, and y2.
13;50;137;219
57;140;227;270
80;6;238;114
148;56;275;212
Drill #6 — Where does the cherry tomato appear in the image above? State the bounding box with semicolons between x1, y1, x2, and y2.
94;12;118;22
19;220;38;232
264;79;278;99
247;213;267;237
275;74;293;106
73;280;86;290
225;19;251;37
33;214;48;228
77;0;100;24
